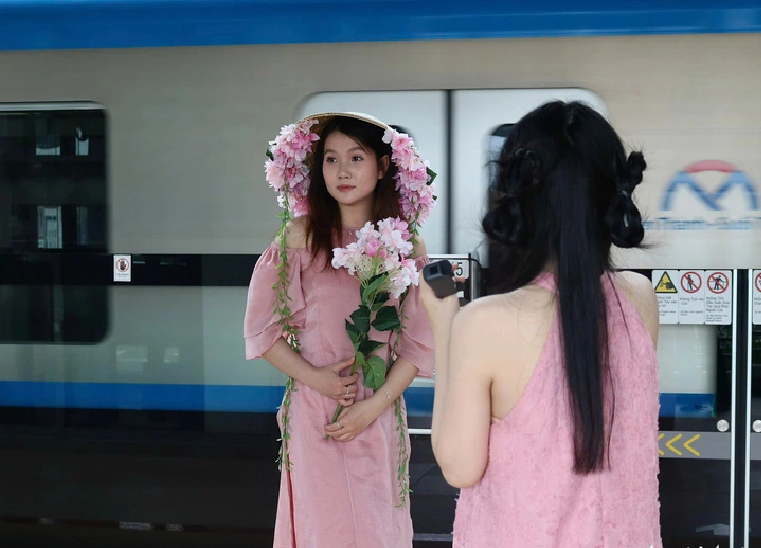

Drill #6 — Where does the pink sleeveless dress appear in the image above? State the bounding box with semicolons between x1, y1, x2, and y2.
452;272;662;548
243;227;434;548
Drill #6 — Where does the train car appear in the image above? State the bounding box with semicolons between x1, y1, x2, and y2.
0;1;760;547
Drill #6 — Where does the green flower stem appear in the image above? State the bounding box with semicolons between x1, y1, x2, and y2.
274;194;301;472
324;357;361;441
394;396;412;508
386;224;420;510
389;288;413;508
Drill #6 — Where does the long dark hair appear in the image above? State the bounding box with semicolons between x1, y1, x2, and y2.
305;116;401;267
482;101;646;473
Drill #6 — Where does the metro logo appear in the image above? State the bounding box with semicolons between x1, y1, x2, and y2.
647;159;761;231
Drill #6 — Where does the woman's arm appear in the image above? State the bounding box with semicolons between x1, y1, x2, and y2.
419;280;494;489
370;357;419;411
263;339;358;406
324;354;420;442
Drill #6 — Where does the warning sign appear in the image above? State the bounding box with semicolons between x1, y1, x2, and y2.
655;271;677;293
680;272;701;294
705;270;732;325
707;272;729;294
678;271;705;324
652;269;733;325
114;254;131;283
652;270;678;324
753;270;761;326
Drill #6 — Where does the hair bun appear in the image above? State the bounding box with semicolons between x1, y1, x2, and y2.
607;150;646;248
624;151;646;191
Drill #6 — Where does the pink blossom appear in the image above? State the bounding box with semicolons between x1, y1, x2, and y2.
400;258;420;286
265;119;319;215
383;255;401;274
365;238;381;258
358;222;381;242
382;129;412;150
265;160;286;191
292;198;309;218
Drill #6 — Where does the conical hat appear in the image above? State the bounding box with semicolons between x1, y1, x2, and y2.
297;111;392;139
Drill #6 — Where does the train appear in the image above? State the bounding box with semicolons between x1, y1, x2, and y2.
0;1;760;547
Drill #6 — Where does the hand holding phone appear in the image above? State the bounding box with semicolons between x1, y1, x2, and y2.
423;260;458;299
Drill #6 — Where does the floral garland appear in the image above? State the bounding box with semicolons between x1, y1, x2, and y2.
265;119;318;472
265;115;436;505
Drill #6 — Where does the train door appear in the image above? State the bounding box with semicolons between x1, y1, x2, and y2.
749;272;760;548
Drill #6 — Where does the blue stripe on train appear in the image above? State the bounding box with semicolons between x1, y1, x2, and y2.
0;381;713;418
1;1;760;51
0;381;435;416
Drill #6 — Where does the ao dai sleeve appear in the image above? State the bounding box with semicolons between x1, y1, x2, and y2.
396;255;435;378
243;245;307;360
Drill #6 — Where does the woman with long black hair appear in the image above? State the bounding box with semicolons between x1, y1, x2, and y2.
420;101;661;547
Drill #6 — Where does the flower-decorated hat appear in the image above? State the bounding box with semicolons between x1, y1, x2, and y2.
265;111;437;235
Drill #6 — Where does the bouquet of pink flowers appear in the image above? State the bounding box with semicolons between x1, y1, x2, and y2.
325;218;420;432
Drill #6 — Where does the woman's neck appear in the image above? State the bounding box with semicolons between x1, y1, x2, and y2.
542;260;558;275
339;203;373;229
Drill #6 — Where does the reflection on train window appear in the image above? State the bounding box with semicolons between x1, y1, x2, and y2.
483;124;515;295
0;106;108;343
488;124;515;192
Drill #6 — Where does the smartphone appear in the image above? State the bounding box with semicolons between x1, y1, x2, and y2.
423;260;457;298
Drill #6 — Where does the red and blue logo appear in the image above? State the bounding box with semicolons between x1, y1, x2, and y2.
648;160;760;230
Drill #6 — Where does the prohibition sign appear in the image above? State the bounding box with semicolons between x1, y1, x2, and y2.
755;272;761;293
707;272;728;294
681;272;701;294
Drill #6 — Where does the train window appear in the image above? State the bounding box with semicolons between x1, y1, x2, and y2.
483;124;515;294
0;105;108;343
488;124;515;191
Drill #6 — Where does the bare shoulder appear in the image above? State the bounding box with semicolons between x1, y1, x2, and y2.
450;286;554;389
452;288;542;338
283;217;308;249
454;294;507;329
450;295;514;363
614;270;657;311
613;270;659;347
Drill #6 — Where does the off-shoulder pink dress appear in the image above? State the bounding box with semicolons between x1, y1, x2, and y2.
452;272;661;547
243;226;434;548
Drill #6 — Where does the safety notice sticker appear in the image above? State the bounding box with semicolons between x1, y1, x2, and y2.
653;270;678;324
704;271;732;325
652;269;733;325
678;271;705;324
114;254;131;282
753;270;761;326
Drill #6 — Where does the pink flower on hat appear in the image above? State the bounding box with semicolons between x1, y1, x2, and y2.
265;119;319;217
